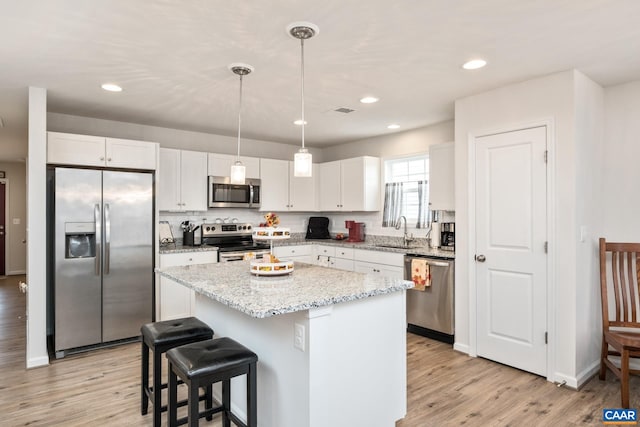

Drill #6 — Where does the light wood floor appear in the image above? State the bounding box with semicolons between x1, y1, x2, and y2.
1;275;635;426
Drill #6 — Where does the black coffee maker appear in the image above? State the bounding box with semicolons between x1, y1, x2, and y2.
440;222;455;251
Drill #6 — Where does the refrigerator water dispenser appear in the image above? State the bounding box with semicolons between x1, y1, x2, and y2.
65;222;96;259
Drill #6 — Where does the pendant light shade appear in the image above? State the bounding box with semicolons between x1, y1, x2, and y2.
228;63;254;185
288;22;318;177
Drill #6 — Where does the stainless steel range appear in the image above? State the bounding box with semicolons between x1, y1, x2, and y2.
201;223;270;262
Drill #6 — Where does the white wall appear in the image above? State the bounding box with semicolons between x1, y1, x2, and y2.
0;161;27;274
602;80;640;241
455;70;580;385
322;120;453;162
573;73;605;379
26;87;48;368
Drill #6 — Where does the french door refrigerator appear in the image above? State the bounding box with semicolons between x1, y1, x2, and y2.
52;167;153;357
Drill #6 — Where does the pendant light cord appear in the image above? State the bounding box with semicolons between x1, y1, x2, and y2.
300;38;305;150
236;73;243;160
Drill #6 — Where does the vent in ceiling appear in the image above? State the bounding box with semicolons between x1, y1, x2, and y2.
334;107;355;114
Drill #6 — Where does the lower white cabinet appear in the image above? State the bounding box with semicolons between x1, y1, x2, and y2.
353;249;404;279
273;245;314;263
317;245;355;271
158;251;217;320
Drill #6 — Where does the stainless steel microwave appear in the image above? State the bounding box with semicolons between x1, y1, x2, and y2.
208;176;261;208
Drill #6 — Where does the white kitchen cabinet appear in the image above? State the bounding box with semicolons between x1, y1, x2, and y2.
158;148;208;211
207;153;260;179
158;251;217;320
331;246;355;271
273;245;314;263
47;132;158;170
260;158;318;212
319;156;380;211
353;249;404;279
314;245;355;271
429;142;455;211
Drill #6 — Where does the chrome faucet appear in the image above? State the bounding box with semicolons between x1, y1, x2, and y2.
395;216;414;247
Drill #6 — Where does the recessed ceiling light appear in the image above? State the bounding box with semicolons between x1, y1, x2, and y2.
293;120;307;125
387;124;400;129
101;83;123;92
360;97;379;104
462;59;487;70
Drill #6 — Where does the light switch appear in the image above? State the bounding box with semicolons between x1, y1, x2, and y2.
13;218;20;225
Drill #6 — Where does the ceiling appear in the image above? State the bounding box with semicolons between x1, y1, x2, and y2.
1;0;640;161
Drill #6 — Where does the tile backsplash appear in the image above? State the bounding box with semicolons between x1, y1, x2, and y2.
159;209;454;241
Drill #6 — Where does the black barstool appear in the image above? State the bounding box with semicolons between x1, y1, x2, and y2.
141;317;214;427
167;337;258;427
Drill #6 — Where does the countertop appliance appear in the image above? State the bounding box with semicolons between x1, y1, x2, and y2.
404;254;454;343
201;222;270;262
49;167;153;357
345;220;365;242
440;222;455;251
208;176;260;209
305;216;331;239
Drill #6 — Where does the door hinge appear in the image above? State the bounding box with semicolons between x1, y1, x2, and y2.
544;150;548;163
545;332;548;344
544;241;548;253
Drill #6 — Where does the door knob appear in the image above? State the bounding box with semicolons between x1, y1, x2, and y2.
475;254;486;262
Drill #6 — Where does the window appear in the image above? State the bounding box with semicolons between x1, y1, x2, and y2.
383;155;429;227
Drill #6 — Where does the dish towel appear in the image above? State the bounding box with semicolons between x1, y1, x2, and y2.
411;258;431;291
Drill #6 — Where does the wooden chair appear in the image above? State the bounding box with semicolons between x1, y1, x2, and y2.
599;237;640;408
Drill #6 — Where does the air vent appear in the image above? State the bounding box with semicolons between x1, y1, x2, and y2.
334;107;355;114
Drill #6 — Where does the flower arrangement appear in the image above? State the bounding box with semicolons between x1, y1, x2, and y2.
260;212;280;227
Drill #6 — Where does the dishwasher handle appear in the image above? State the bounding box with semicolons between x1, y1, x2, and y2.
405;256;451;268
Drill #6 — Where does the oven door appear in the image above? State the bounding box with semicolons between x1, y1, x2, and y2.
219;249;270;263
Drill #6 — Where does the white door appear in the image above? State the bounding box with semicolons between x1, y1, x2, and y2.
475;126;547;376
179;150;208;211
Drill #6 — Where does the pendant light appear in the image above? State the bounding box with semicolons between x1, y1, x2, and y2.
229;63;254;185
287;22;319;177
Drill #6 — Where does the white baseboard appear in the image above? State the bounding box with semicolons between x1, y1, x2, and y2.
27;355;50;368
453;342;470;355
8;270;26;275
575;360;601;389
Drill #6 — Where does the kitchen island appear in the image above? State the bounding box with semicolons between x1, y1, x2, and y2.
156;261;413;427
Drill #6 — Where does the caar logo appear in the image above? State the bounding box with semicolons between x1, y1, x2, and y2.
603;408;637;424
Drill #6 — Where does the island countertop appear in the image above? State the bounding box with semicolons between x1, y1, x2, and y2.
156;261;413;318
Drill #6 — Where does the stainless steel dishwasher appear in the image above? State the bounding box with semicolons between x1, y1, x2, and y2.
404;254;454;343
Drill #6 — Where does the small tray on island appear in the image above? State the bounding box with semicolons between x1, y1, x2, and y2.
252;227;291;240
250;258;294;276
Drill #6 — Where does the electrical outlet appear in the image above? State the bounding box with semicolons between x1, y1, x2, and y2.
294;323;305;351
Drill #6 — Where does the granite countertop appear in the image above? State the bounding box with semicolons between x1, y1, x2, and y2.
156;261;414;318
159;243;219;254
160;238;455;259
272;239;456;259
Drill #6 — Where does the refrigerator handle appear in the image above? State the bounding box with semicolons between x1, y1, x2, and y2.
94;203;101;275
104;203;111;274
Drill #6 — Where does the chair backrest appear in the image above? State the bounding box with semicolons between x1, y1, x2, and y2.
599;238;640;330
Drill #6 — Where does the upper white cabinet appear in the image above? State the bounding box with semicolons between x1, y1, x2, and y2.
429;142;454;211
207;153;260;179
47;132;157;170
260;158;318;212
158;148;208;212
319;156;380;211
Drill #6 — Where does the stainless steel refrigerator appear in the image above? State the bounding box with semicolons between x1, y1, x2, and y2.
52;167;153;356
